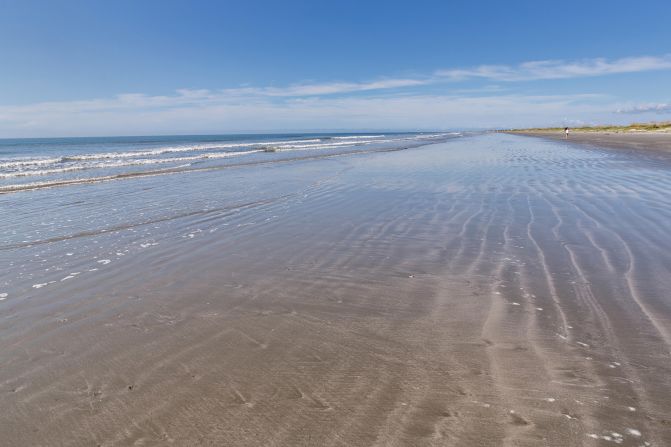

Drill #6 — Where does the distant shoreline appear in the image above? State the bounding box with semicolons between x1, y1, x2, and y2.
504;129;671;157
507;121;671;133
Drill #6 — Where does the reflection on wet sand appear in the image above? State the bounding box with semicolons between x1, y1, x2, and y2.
1;134;670;446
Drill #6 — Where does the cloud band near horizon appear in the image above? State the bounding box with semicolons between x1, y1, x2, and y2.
1;54;670;137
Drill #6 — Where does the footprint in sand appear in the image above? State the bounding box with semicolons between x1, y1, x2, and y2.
508;410;530;426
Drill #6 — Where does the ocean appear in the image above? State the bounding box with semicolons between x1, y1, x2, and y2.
0;130;460;302
0;132;458;193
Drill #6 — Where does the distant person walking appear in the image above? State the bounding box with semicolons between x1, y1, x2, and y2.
564;127;569;139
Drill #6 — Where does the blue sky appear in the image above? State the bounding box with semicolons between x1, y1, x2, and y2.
1;0;670;137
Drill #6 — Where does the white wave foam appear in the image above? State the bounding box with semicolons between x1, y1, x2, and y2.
0;133;456;192
0;157;64;169
1;135;455;173
270;140;382;149
0;138;323;170
0;150;263;178
331;135;385;140
0;138;395;179
0;166;202;192
2;135;442;177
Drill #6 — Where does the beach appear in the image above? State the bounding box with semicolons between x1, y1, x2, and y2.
507;130;671;157
1;133;671;446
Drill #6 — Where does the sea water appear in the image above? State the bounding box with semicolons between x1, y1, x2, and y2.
0;132;458;192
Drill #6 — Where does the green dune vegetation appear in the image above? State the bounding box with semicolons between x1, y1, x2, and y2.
510;121;671;133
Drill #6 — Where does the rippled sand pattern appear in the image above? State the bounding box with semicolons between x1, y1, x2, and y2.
1;134;670;446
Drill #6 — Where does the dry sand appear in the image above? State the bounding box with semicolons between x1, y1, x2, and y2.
1;134;671;446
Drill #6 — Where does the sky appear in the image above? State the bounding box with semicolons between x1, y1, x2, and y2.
0;0;670;137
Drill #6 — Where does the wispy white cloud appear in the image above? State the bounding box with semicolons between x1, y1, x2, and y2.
222;78;429;97
0;90;614;137
211;54;671;98
74;54;671;105
616;103;671;114
435;55;671;82
226;54;671;97
1;54;669;136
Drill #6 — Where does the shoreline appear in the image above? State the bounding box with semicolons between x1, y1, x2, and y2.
504;130;671;157
0;133;458;195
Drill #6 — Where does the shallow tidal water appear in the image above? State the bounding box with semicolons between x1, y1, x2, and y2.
1;133;670;446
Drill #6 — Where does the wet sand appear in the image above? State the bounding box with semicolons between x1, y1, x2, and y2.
508;130;671;157
1;134;671;446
